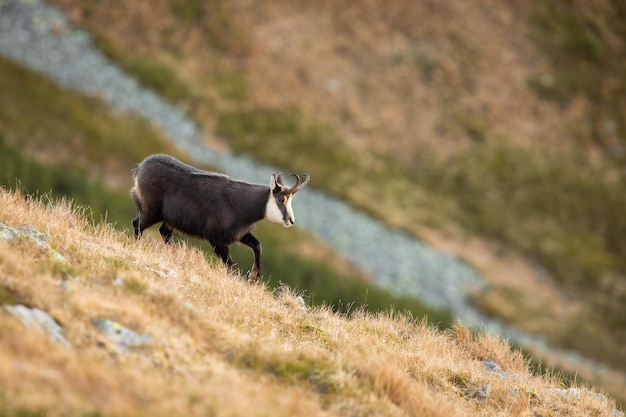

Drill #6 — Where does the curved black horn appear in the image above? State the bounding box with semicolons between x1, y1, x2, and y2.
288;173;310;193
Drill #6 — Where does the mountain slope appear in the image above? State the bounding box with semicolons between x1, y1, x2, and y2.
45;0;626;377
0;189;622;416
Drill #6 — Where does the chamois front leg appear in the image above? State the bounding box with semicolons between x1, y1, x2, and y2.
240;232;262;283
213;244;235;269
159;223;174;244
132;211;159;240
132;215;141;239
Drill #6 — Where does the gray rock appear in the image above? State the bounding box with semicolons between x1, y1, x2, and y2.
0;223;67;263
92;318;152;350
551;387;581;397
475;383;491;400
4;304;70;347
482;359;520;379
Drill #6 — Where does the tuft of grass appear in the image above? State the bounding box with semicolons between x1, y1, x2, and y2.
40;259;77;281
122;276;148;295
0;286;21;307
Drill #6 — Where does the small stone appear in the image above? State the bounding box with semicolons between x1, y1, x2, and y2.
483;359;502;373
476;384;491;400
92;318;152;350
0;223;19;240
483;359;519;379
5;304;71;347
552;387;581;397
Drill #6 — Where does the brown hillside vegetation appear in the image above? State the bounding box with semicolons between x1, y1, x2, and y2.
0;189;621;416
54;0;575;158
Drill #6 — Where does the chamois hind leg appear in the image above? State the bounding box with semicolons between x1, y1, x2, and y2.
159;223;174;244
240;232;262;283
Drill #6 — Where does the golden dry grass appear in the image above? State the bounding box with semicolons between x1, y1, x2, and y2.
0;188;620;417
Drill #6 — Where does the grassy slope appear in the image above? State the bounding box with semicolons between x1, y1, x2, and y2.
47;0;626;375
0;188;621;417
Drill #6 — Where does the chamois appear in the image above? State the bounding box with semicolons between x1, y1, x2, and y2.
130;154;309;281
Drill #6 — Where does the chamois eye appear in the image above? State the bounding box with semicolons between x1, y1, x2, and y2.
277;196;285;204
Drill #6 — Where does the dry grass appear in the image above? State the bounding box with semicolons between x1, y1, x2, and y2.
0;188;620;416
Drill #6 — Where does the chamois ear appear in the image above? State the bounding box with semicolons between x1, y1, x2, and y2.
270;173;284;191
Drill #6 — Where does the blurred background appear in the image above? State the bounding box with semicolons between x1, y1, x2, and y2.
1;0;625;403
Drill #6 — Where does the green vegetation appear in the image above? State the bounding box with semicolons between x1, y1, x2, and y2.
0;135;136;227
217;109;358;193
93;36;191;102
415;145;625;288
528;2;626;165
170;0;204;21
0;55;183;179
169;0;249;55
413;144;626;367
0;286;21;307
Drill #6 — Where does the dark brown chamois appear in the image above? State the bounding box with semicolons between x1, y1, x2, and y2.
131;154;309;281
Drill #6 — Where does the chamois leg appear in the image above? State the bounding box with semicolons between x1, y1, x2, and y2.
240;232;262;283
213;244;235;269
159;223;174;244
132;212;160;240
132;215;141;239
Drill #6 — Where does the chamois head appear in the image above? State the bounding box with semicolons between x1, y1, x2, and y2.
266;173;310;227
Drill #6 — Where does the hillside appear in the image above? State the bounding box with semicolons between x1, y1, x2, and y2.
0;188;622;417
1;0;626;406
